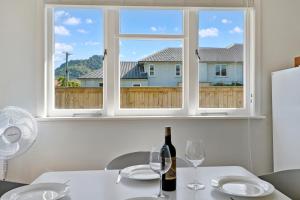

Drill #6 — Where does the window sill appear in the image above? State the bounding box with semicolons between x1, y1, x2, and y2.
36;115;266;122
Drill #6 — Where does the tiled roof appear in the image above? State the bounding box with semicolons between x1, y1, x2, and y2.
79;44;243;79
140;44;243;62
78;61;147;79
121;62;147;79
78;67;104;79
140;48;182;62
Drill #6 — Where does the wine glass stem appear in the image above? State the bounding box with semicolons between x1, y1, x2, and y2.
194;166;198;183
159;173;163;197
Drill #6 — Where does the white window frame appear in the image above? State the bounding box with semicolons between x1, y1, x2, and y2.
149;64;156;77
45;5;256;117
114;7;187;116
175;64;181;77
215;64;228;77
195;8;254;116
45;5;107;117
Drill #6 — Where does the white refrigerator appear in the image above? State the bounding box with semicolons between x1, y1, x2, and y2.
272;67;300;172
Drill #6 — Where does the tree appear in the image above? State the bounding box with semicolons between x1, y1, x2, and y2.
57;77;80;87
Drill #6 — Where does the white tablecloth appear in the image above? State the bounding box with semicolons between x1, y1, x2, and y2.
33;166;290;200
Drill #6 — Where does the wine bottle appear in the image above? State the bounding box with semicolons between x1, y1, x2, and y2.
162;127;176;191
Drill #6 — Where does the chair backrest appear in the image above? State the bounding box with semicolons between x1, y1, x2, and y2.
0;181;27;197
259;169;300;199
105;151;189;170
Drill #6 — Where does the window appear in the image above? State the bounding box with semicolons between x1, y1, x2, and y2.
46;6;254;117
215;64;227;77
48;7;104;115
118;9;184;110
132;83;141;87
120;9;183;35
149;64;155;77
175;64;181;76
198;10;247;111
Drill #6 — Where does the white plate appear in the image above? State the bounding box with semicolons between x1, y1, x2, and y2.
211;176;275;197
1;183;70;200
121;165;159;180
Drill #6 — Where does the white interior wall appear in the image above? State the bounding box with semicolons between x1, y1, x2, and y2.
0;0;300;183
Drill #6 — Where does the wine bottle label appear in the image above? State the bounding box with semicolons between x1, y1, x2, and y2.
165;157;176;180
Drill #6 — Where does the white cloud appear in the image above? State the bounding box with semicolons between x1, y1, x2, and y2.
54;26;70;36
54;10;69;21
77;29;88;34
132;51;137;55
64;17;81;25
221;18;232;24
199;27;219;38
84;41;100;46
150;26;157;32
55;43;73;62
86;18;93;24
230;26;243;34
150;26;167;32
158;26;167;32
55;43;73;53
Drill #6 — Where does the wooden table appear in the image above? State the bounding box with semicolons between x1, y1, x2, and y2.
33;166;290;200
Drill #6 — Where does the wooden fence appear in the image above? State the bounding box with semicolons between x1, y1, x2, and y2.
120;87;182;108
55;86;243;109
55;87;103;109
199;86;243;108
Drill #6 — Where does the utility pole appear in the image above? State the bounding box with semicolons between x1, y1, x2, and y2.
64;52;72;87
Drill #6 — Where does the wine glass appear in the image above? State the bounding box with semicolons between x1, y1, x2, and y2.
149;145;172;199
185;140;206;190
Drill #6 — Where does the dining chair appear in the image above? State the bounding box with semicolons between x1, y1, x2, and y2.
259;169;300;199
105;151;189;170
0;180;27;197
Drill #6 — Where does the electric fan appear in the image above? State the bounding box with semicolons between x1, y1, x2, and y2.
0;106;37;180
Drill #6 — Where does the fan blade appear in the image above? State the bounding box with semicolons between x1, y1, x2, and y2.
0;114;9;130
16;124;36;140
0;106;37;160
0;138;19;159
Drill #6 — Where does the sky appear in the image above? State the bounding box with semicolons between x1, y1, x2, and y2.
54;8;244;67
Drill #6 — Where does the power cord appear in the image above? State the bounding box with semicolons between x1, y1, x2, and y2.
0;159;8;181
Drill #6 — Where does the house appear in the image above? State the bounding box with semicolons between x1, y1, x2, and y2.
139;47;183;87
141;43;243;87
198;43;243;86
78;44;243;87
78;61;148;87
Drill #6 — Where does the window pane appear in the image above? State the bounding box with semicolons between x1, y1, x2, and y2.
119;40;183;108
149;65;155;76
53;8;104;109
176;65;181;76
216;65;221;76
221;66;227;76
120;9;183;35
198;10;244;108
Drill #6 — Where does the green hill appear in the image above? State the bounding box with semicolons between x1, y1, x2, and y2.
55;55;103;80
